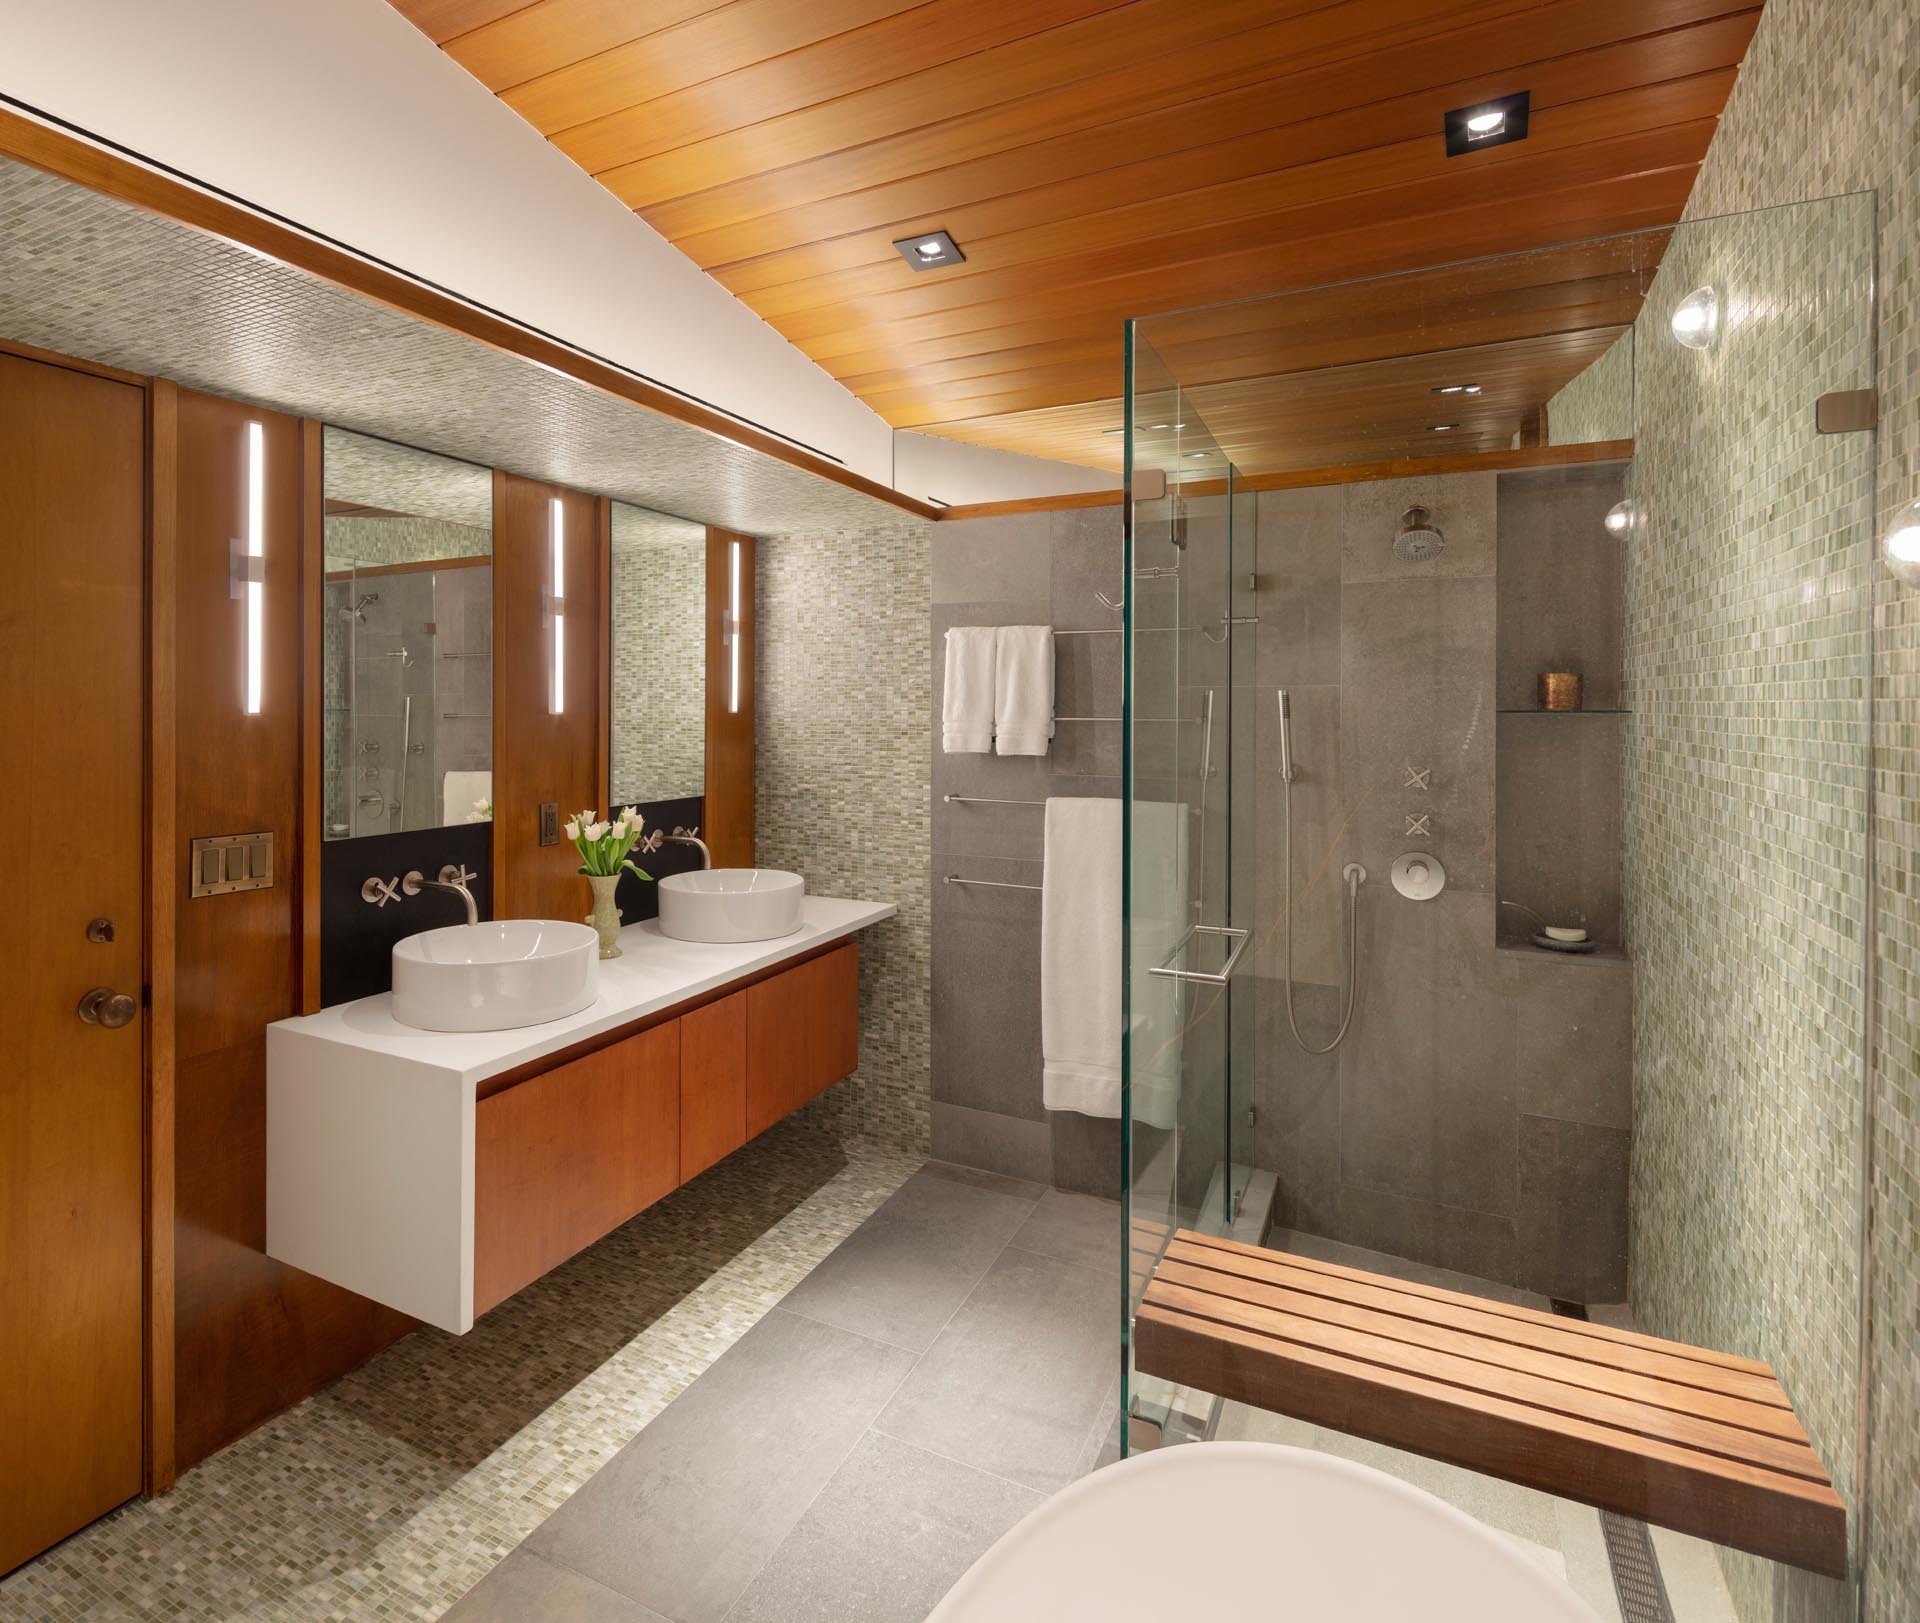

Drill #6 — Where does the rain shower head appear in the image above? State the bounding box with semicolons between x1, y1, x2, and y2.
1393;506;1445;562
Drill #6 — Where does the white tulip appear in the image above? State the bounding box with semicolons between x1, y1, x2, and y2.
586;821;610;841
563;819;580;841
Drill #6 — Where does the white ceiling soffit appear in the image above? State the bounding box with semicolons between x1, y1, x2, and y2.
0;158;923;536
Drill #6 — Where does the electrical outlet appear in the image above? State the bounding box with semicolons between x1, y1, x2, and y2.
538;802;560;846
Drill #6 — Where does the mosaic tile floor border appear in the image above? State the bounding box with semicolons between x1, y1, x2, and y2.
0;1123;921;1623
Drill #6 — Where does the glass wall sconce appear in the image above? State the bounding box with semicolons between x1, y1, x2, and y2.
1885;499;1920;586
546;496;565;715
229;420;265;714
1670;286;1719;350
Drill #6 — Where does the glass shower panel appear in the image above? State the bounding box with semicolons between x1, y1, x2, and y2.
1121;329;1254;1452
1113;197;1876;1618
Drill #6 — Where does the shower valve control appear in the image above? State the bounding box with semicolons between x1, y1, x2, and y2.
1390;851;1447;901
1403;813;1432;838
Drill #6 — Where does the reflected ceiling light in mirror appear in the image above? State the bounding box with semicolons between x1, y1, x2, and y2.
1670;286;1719;349
1604;499;1638;538
1443;91;1530;156
548;497;565;715
1884;499;1920;585
230;420;266;714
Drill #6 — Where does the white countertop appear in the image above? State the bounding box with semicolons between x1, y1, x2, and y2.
270;896;896;1089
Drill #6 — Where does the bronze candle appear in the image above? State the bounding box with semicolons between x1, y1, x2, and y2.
1539;671;1583;711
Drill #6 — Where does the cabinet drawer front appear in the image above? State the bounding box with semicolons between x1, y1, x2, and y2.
745;942;859;1138
680;991;747;1181
473;1021;680;1316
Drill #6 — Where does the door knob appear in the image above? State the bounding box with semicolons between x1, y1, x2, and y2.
77;987;139;1028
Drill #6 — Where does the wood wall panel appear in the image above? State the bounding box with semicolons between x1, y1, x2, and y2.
473;1022;681;1315
168;390;409;1470
493;474;607;920
704;528;755;869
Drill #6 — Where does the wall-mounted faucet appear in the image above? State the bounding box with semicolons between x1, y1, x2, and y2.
666;828;712;869
406;864;479;926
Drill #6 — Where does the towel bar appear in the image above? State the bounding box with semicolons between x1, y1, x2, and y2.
944;875;1042;892
944;794;1044;806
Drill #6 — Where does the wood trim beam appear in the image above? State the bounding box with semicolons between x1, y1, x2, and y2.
143;377;177;1497
299;421;323;1015
0;106;937;524
931;440;1635;520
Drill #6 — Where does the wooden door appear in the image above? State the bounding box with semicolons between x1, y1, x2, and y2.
0;351;147;1574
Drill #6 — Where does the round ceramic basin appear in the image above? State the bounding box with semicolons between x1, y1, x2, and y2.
658;869;805;943
928;1442;1602;1622
391;919;599;1032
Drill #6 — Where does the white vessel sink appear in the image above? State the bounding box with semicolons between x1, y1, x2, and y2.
658;869;805;943
391;920;599;1032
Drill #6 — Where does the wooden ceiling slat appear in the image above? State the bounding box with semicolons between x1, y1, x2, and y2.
586;0;1548;204
390;0;532;44
697;15;1755;287
444;0;767;91
636;0;1753;243
386;0;1752;469
504;0;1131;140
734;77;1731;323
776;129;1709;353
549;0;1177;175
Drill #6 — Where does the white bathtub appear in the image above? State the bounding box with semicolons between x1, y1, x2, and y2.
927;1442;1603;1622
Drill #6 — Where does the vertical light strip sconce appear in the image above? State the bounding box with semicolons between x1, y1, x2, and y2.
229;420;266;715
727;538;742;715
547;496;566;715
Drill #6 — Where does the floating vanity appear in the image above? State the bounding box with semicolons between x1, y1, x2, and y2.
267;897;894;1332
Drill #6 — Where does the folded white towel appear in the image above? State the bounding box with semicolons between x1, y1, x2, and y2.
942;626;995;753
1042;797;1122;1118
994;625;1054;755
443;769;492;827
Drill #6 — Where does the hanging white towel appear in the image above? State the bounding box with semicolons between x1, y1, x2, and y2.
1125;798;1187;1132
942;626;996;753
994;625;1054;755
1042;797;1122;1118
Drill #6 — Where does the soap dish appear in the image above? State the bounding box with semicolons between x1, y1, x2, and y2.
1532;931;1598;955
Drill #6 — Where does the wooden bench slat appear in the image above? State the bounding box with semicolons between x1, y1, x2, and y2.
1146;1277;1826;1483
1134;1229;1848;1581
1134;1304;1848;1579
1177;1230;1778;1379
1152;1258;1811;1445
1164;1237;1790;1409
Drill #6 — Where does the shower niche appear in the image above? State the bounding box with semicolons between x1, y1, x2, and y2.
1493;461;1629;955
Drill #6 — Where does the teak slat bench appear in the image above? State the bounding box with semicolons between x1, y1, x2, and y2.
1133;1229;1847;1579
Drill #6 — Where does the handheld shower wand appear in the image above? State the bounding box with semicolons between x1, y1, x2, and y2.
1277;688;1363;1054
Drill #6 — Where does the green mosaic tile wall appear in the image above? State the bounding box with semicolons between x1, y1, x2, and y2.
1623;0;1919;1615
757;519;935;1154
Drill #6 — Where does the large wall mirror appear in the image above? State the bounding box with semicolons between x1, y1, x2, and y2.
609;501;707;811
322;428;493;839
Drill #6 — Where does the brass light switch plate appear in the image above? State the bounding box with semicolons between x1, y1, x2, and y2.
190;831;274;897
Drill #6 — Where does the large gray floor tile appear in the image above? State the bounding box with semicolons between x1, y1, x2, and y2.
1008;1188;1120;1275
527;1308;916;1623
780;1163;1040;1351
875;1248;1114;1493
443;1548;671;1622
724;1432;1041;1623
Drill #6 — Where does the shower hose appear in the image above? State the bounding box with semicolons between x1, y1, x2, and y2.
1281;742;1364;1056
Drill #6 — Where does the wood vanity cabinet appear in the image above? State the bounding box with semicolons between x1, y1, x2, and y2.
469;941;859;1318
746;942;859;1136
473;1020;680;1316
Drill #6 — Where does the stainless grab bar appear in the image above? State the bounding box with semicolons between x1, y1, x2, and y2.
1146;922;1251;986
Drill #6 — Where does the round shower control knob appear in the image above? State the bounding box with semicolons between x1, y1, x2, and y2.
1390;851;1447;901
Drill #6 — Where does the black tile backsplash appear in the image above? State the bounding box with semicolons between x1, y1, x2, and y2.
321;821;492;1006
613;795;708;924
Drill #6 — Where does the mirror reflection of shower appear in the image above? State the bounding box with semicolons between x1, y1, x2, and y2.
1277;688;1365;1054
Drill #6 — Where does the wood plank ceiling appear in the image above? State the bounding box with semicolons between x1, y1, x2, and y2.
389;0;1760;475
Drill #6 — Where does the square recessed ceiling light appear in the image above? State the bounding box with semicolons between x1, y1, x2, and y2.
892;229;965;270
1443;91;1530;157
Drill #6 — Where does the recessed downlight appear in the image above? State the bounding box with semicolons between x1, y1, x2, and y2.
1431;383;1482;396
1429;423;1460;433
1101;427;1126;435
1185;450;1214;459
891;229;965;270
1444;91;1530;156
